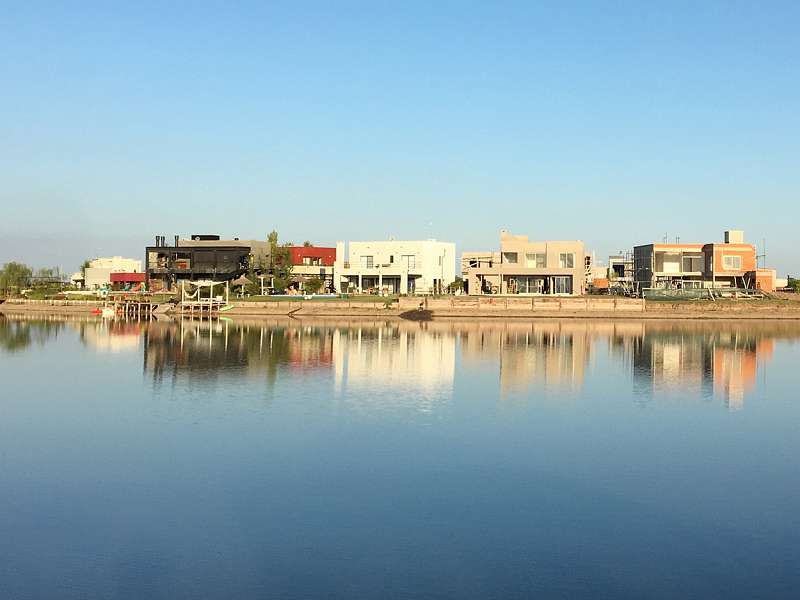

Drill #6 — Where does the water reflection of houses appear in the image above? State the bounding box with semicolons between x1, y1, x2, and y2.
143;319;338;387
332;322;456;411
459;321;593;395
5;315;796;413
82;321;142;353
143;319;457;411
629;323;775;410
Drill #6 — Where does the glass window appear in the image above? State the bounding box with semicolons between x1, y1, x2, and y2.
360;256;374;269
682;255;703;272
553;276;573;294
401;255;416;269
723;255;742;270
503;252;518;264
559;253;575;269
516;276;546;293
525;253;546;268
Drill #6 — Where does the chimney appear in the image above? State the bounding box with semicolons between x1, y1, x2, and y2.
724;230;744;244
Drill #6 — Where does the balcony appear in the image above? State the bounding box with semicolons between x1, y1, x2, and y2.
338;261;423;273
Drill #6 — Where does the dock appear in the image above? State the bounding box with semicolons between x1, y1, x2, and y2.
176;280;232;317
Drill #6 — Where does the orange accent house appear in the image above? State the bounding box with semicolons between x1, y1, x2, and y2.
634;230;773;291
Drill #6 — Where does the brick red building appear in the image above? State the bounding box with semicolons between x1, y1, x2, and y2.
289;245;336;292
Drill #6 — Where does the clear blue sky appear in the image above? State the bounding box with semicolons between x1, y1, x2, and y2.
1;1;798;275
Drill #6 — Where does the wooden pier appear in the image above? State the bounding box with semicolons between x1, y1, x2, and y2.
101;296;160;318
176;280;231;317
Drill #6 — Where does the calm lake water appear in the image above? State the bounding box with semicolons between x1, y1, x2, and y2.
1;315;799;599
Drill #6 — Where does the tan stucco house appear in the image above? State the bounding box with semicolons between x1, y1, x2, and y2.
462;230;585;296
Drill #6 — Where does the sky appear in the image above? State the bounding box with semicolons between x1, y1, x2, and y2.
1;1;798;275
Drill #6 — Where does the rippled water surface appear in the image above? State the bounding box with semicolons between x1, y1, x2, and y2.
1;315;799;599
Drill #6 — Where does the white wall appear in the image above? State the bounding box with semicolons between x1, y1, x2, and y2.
84;267;115;289
89;256;142;272
335;240;456;293
84;256;142;289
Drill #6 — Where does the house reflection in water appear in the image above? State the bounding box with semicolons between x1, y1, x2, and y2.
629;323;775;410
142;319;457;412
134;317;791;411
143;319;340;388
459;321;593;396
332;323;456;412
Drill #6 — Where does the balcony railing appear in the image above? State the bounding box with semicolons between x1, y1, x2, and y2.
339;261;422;271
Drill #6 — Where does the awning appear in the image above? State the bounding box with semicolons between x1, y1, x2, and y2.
110;272;146;283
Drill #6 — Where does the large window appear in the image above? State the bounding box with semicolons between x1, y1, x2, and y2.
559;253;575;269
723;255;742;270
516;276;546;294
526;253;546;268
682;254;704;273
502;252;518;264
401;255;416;269
360;255;374;269
553;276;573;294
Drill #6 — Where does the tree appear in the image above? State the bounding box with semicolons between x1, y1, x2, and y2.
304;277;323;294
245;259;260;296
303;240;313;247
35;267;58;281
789;276;800;293
0;262;33;295
267;230;293;292
447;276;464;293
81;259;92;277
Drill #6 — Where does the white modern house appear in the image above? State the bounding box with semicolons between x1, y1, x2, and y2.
83;256;142;289
334;239;456;295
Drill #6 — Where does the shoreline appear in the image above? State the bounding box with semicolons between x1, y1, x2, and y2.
4;298;800;320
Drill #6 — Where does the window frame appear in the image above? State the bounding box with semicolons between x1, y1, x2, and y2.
525;252;546;268
681;254;704;273
722;255;742;271
401;254;416;269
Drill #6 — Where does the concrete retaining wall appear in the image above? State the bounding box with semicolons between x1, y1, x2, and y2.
228;300;398;316
0;299;102;313
5;296;800;320
400;296;645;315
643;301;800;316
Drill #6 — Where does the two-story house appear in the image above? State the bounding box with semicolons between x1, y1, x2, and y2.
334;239;456;295
462;231;586;296
289;245;336;292
633;230;775;292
